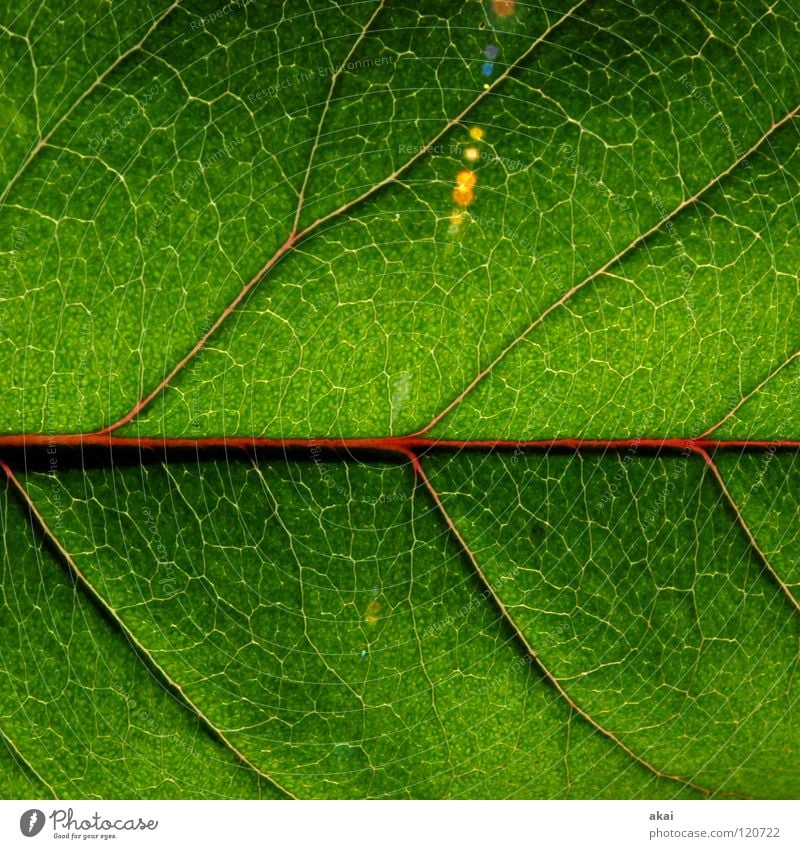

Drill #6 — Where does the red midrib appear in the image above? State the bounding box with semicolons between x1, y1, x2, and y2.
0;434;796;455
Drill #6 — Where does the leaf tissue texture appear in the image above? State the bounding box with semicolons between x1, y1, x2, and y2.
0;0;799;799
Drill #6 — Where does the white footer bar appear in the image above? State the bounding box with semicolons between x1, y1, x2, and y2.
2;799;797;848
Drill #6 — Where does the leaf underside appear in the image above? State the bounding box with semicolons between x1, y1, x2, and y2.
1;0;799;799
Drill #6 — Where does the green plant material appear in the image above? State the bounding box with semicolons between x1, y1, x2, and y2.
0;0;799;799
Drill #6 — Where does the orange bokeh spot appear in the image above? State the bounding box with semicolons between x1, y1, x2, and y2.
492;0;516;17
456;169;477;189
453;186;474;206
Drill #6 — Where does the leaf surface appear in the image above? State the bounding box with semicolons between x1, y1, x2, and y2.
1;0;799;799
0;477;284;798
19;459;699;799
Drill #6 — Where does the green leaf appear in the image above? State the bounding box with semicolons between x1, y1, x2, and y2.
0;477;284;798
423;451;800;797
18;459;698;799
1;0;799;799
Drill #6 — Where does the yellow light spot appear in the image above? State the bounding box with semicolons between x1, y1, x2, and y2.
456;169;477;189
469;126;485;141
450;210;465;227
464;146;480;163
448;210;464;235
365;599;381;625
483;83;490;90
453;186;474;206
